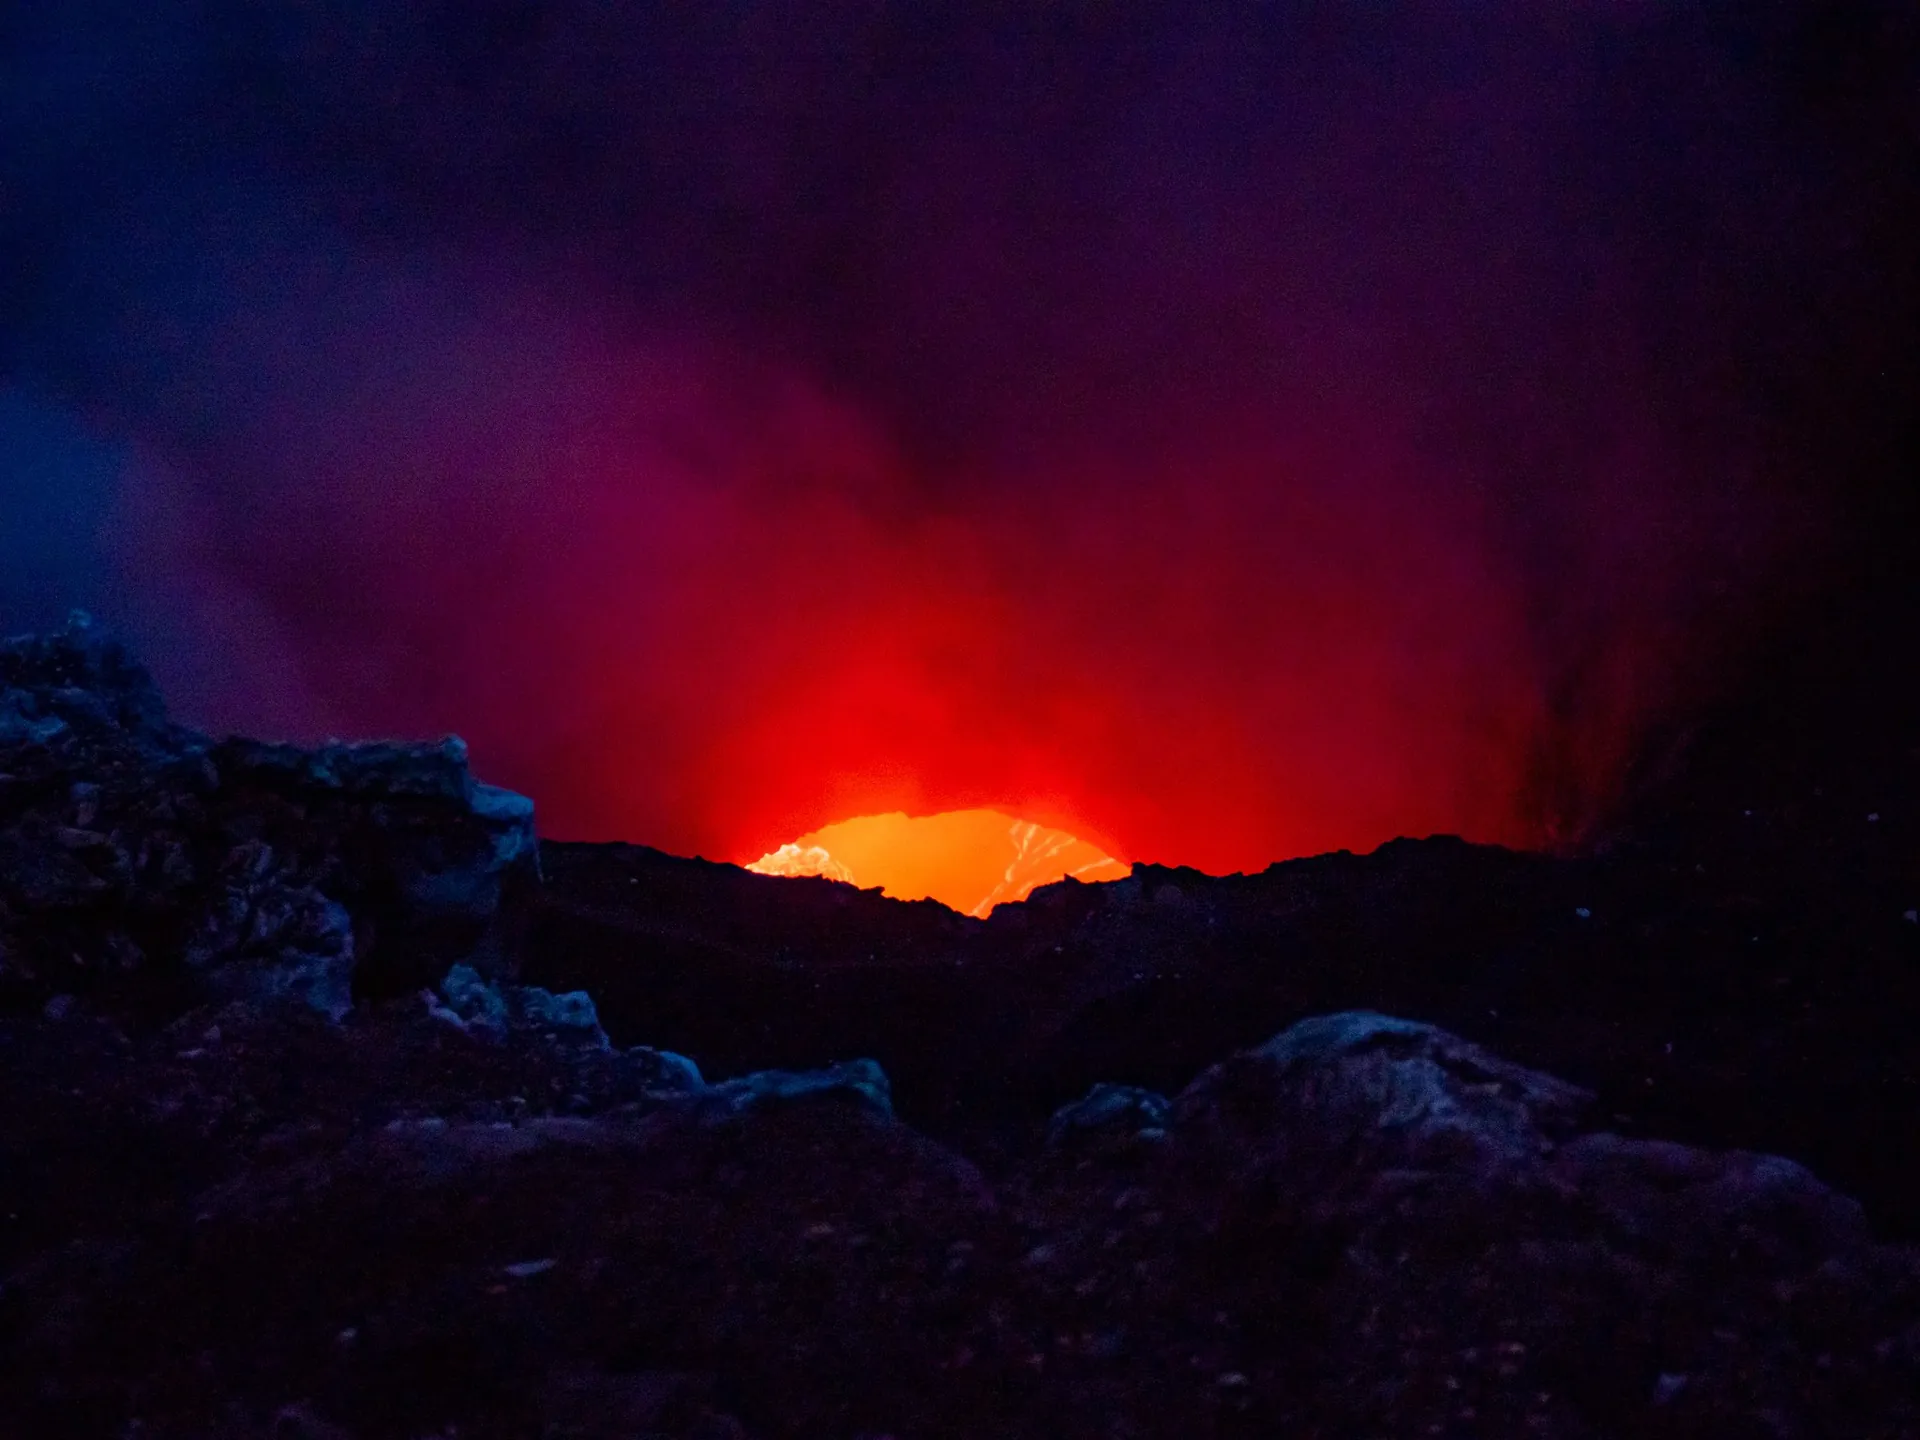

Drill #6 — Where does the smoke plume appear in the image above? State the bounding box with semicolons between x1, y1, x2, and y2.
3;2;1914;871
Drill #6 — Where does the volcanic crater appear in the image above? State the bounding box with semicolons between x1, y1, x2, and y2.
3;617;1918;1439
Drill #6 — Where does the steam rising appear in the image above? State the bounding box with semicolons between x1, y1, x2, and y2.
3;2;1912;872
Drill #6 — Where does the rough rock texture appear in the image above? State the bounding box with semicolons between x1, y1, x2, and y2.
0;615;538;1017
6;992;1917;1439
3;624;1918;1437
1006;1014;1920;1439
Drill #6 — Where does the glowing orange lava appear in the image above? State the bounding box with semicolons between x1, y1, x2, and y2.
744;809;1128;916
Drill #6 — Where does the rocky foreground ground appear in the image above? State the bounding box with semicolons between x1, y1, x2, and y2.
3;617;1919;1439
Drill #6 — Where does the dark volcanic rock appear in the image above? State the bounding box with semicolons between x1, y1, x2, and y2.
0;615;536;1017
5;996;1916;1439
3;624;1919;1437
1165;1010;1601;1215
1005;1013;1920;1438
1044;1082;1172;1153
432;962;611;1045
526;821;1920;1242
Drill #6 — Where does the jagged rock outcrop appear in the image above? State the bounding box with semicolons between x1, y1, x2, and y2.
0;615;537;1017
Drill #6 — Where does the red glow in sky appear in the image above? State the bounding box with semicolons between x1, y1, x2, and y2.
115;297;1641;877
65;6;1839;874
10;2;1906;882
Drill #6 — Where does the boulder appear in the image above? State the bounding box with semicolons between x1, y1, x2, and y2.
1044;1082;1171;1152
612;1043;706;1095
1549;1131;1872;1270
705;1057;894;1119
1010;1011;1920;1436
1162;1010;1872;1283
433;962;609;1046
1167;1010;1596;1223
424;964;705;1106
1156;1010;1875;1269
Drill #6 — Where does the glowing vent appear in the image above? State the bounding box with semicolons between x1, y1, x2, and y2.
745;809;1126;916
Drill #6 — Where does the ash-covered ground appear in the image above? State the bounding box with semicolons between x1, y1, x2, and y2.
3;616;1918;1439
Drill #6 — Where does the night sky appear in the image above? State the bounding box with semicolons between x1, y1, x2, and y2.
3;1;1916;873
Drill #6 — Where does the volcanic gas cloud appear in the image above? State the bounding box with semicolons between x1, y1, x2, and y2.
7;3;1905;891
95;290;1737;885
